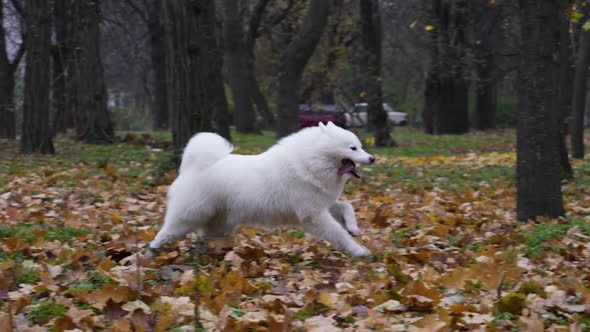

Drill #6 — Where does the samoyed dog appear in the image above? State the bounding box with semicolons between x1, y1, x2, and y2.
150;121;375;257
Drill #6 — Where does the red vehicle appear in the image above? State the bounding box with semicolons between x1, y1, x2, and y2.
298;104;346;128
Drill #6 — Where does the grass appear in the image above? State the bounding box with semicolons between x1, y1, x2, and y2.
121;127;515;157
27;299;68;325
0;223;92;244
518;216;590;259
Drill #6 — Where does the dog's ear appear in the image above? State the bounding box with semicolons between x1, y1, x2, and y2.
327;121;336;129
318;122;326;131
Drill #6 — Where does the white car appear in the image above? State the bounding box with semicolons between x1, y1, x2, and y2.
345;103;408;127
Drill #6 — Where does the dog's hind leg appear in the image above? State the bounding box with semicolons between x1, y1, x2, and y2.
329;201;361;237
303;210;371;257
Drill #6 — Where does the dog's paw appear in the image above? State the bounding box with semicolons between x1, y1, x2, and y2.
346;226;361;237
145;247;157;259
349;245;372;258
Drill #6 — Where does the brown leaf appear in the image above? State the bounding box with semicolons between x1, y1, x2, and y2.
518;310;544;332
90;283;130;310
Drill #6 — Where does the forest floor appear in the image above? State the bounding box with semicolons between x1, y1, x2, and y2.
1;128;590;331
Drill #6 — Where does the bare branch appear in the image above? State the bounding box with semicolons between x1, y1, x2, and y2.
270;0;297;27
245;0;270;47
9;40;25;72
123;0;149;24
8;0;23;17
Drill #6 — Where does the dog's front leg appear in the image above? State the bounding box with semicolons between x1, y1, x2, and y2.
304;210;371;257
329;201;361;236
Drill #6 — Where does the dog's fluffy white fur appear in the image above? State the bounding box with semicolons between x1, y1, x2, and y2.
150;121;374;257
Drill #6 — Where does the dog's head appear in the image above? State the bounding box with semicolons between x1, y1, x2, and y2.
318;121;375;178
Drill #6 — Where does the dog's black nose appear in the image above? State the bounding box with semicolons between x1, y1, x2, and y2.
369;155;375;164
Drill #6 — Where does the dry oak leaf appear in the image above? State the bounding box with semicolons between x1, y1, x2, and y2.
90;283;131;310
402;281;442;312
518;309;544;332
408;314;448;332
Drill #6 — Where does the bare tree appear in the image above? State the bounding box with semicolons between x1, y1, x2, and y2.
163;0;231;159
51;0;73;134
469;0;501;130
69;0;114;143
360;0;393;146
0;0;25;139
423;0;469;135
276;0;330;138
223;0;258;133
556;0;573;178
571;22;590;159
21;0;54;154
146;0;168;130
516;0;564;220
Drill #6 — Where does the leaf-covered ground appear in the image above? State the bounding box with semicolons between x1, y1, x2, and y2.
1;129;590;331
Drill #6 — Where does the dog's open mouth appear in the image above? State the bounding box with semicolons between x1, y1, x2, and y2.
338;159;360;178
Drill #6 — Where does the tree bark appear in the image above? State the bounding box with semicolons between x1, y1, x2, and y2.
223;0;258;133
148;0;169;130
361;0;393;146
423;0;469;135
163;0;231;159
556;0;573;179
21;0;54;154
0;0;24;139
516;0;564;220
51;0;72;134
69;0;114;144
276;0;330;138
475;60;497;130
571;24;590;159
470;0;500;131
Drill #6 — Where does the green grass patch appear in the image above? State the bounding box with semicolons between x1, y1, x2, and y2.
16;269;41;285
0;223;92;244
519;217;590;259
27;299;68;325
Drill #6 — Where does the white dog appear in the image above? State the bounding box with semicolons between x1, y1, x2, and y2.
150;121;375;257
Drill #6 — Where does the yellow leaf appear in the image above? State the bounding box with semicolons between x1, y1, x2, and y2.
409;20;417;28
425;25;435;31
583;20;590;30
0;259;15;270
317;289;333;307
359;91;366;97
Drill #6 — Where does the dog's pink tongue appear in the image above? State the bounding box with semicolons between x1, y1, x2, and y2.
338;163;360;178
337;163;354;176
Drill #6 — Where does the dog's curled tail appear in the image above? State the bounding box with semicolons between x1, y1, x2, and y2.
179;132;233;174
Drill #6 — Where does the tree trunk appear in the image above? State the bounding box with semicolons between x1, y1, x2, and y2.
0;0;24;139
361;0;393;146
516;0;564;220
51;0;73;134
21;0;54;154
163;0;231;158
223;0;258;133
247;65;275;129
423;0;469;135
571;24;590;159
69;0;114;144
0;68;16;139
475;62;497;130
471;0;500;130
556;0;573;179
276;0;330;138
148;0;169;130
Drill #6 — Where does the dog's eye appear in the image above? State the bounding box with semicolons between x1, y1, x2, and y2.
350;147;357;151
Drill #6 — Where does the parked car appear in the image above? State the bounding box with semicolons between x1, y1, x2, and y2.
298;104;346;128
345;103;408;127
